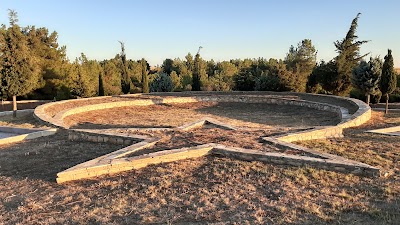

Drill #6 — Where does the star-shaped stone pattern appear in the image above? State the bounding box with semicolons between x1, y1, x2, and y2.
57;118;379;183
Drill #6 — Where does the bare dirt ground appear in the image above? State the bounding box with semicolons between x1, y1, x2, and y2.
119;127;314;158
0;105;398;224
65;102;340;129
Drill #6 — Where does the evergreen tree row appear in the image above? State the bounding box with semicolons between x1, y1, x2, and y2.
0;10;398;107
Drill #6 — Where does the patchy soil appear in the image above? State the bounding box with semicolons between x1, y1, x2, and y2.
0;107;398;224
0;122;399;224
117;127;314;158
65;102;340;129
0;111;48;129
0;130;126;181
298;111;400;173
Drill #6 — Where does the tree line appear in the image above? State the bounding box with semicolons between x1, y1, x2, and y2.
1;11;398;107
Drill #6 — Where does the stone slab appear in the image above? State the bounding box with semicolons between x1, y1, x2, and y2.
366;126;400;136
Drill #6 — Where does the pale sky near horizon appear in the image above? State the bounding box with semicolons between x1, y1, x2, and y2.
0;0;399;67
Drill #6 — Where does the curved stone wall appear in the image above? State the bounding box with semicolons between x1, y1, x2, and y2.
34;92;371;135
36;92;377;183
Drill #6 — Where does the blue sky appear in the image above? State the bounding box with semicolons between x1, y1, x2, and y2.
0;0;399;67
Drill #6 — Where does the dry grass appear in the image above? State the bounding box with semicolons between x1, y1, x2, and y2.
122;127;313;157
0;110;49;129
65;102;340;129
0;109;399;224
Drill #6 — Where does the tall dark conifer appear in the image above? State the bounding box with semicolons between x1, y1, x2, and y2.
141;58;149;93
192;53;201;91
380;49;397;114
98;73;105;96
119;41;131;94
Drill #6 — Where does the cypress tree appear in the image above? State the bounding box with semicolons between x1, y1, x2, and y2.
119;41;131;94
192;53;201;91
98;73;105;96
380;49;397;114
331;13;368;96
141;58;149;93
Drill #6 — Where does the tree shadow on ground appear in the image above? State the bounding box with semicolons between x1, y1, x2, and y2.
0;130;126;182
0;111;45;128
195;102;341;127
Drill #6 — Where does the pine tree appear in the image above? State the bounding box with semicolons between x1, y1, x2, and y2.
170;71;181;91
306;60;337;94
185;53;194;73
329;13;368;96
100;60;122;95
234;71;255;91
380;49;397;114
352;57;382;105
25;26;67;99
284;39;317;92
0;10;40;117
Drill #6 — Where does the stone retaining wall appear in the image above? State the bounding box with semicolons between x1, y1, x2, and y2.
274;126;344;142
57;142;379;183
57;144;213;183
36;94;347;127
0;128;57;145
34;92;371;141
0;109;34;117
211;145;379;177
32;92;377;183
68;130;139;146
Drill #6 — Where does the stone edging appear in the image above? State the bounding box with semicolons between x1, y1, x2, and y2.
57;137;379;183
0;109;34;117
0;126;57;145
1;100;50;104
34;93;371;132
32;92;377;183
366;126;400;136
